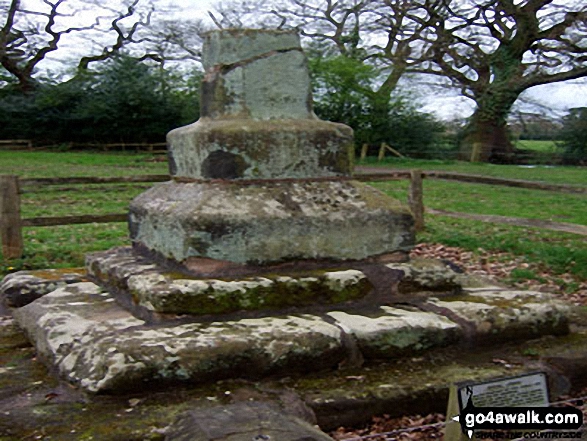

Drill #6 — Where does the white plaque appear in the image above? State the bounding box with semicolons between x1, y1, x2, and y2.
457;372;549;409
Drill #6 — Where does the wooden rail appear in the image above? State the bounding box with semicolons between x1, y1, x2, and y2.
1;174;164;259
21;214;128;227
66;142;167;153
423;170;587;195
19;174;169;189
355;167;587;195
0;140;32;151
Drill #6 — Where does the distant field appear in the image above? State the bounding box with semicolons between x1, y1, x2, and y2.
0;150;168;178
515;139;558;152
1;150;586;287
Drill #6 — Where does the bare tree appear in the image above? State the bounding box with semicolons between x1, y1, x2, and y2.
135;18;207;68
423;0;587;162
0;0;155;92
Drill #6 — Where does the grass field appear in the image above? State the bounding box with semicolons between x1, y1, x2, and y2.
1;150;586;289
515;139;559;152
0;150;168;178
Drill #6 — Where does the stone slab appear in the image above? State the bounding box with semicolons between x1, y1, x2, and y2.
3;309;587;440
125;270;371;316
165;402;332;441
386;258;462;293
328;306;462;359
12;283;346;393
129;180;414;265
428;288;570;342
86;249;466;316
87;247;373;316
9;275;572;393
0;268;86;308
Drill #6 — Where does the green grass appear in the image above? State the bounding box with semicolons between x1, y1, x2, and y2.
21;184;150;217
371;178;587;279
0;150;166;274
1;151;586;288
0;150;168;178
358;157;587;187
515;140;558;153
3;223;130;274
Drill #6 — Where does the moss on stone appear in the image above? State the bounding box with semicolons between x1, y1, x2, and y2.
27;268;86;281
138;271;373;315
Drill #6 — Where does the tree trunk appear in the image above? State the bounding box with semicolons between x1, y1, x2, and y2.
461;115;515;163
461;88;518;163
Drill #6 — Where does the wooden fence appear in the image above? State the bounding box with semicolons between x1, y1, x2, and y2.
0;174;168;259
2;170;586;260
0;140;33;151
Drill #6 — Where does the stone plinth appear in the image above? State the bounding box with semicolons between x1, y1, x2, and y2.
167;119;353;180
129;29;414;269
129;180;413;265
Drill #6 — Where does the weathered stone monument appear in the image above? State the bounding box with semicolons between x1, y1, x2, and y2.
1;29;570;404
129;29;413;273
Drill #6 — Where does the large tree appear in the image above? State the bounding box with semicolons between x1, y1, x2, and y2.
424;0;587;162
0;0;155;92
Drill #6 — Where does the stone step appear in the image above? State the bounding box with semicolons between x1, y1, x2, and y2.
2;308;587;439
84;247;465;319
10;279;569;393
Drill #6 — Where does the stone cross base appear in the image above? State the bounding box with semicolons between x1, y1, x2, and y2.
128;29;415;275
129;180;414;267
4;265;569;394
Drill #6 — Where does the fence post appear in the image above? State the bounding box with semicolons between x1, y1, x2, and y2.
378;143;386;162
409;169;424;232
0;175;23;259
360;143;368;161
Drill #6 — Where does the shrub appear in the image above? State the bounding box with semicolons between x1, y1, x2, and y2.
558;107;587;165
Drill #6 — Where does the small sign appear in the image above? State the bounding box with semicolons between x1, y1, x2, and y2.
457;372;549;409
445;372;550;440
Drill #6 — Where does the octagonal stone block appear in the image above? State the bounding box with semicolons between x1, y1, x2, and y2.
129;180;414;265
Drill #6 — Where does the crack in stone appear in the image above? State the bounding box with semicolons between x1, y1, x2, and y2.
213;47;304;73
417;301;477;345
319;313;364;369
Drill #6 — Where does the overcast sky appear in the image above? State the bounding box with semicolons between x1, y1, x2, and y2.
42;0;587;120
